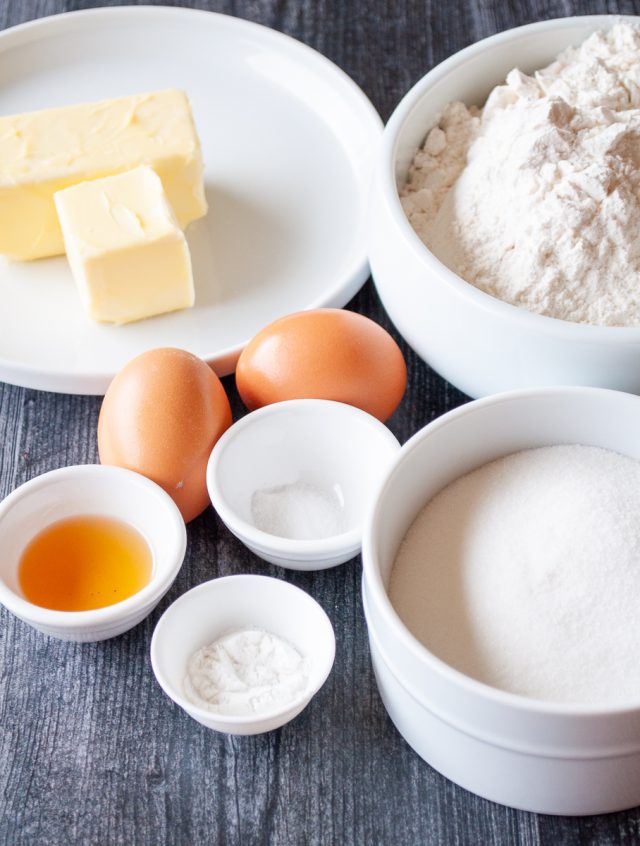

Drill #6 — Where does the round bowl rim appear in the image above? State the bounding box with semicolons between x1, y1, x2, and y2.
361;385;640;717
207;399;401;559
379;13;640;341
150;573;336;726
0;464;187;629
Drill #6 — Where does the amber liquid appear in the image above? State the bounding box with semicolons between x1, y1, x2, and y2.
18;515;152;612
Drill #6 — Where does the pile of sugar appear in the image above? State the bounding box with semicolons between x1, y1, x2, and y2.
401;23;640;326
389;444;640;704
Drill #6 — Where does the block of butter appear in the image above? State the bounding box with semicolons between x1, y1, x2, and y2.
0;89;207;261
54;166;195;325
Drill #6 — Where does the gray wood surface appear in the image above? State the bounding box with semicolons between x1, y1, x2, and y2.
1;0;640;843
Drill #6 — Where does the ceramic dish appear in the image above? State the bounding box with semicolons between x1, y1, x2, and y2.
0;6;381;393
206;400;401;570
369;15;640;399
150;575;336;734
0;464;187;642
362;386;640;815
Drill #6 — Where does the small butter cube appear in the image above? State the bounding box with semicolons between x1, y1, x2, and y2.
54;166;195;325
0;89;207;260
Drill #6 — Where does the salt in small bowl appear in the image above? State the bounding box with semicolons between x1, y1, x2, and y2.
206;399;401;570
150;574;336;735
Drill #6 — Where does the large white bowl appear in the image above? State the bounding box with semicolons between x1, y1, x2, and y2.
361;387;640;815
369;15;640;399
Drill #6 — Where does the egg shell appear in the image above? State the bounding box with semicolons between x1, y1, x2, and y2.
98;348;232;523
236;309;407;421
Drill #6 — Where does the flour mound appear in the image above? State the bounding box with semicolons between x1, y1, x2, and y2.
401;23;640;327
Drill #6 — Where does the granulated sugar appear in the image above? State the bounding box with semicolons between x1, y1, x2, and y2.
389;444;640;704
401;23;640;326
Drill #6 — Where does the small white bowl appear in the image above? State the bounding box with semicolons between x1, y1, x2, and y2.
0;464;186;642
206;399;400;569
362;386;640;815
150;574;335;734
369;15;640;398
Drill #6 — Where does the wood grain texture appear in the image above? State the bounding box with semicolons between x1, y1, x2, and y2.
1;0;640;843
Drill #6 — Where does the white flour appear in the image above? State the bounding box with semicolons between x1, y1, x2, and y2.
184;629;309;716
389;445;640;704
401;23;640;326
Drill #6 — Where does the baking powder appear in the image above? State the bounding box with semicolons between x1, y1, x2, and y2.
184;628;309;716
401;23;640;326
389;445;640;704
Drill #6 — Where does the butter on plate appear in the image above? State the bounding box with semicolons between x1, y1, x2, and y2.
54;166;195;325
0;89;207;261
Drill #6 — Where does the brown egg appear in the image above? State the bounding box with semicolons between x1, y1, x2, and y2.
98;348;232;523
236;309;407;421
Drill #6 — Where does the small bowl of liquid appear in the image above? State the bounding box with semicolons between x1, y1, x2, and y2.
0;464;187;641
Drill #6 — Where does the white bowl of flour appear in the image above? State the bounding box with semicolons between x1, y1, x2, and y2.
369;15;640;398
361;386;640;815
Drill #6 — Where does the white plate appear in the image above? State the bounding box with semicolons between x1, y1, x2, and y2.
0;7;381;394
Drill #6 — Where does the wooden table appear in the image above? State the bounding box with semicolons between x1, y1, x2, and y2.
1;0;639;843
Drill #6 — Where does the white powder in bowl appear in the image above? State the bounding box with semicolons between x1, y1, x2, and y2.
401;23;640;326
251;480;344;540
184;628;309;716
389;444;640;704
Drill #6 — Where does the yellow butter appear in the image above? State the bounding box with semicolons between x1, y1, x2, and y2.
54;166;195;324
0;89;207;260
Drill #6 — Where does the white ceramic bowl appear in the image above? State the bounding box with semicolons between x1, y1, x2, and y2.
369;15;640;399
0;464;187;642
207;399;400;569
362;386;640;815
150;574;335;734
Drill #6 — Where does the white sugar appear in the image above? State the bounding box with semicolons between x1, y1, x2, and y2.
389;444;640;704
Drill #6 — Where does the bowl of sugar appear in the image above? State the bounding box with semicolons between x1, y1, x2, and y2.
206;399;400;570
369;15;640;398
362;386;640;815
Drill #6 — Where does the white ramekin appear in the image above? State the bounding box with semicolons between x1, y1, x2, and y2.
369;15;640;399
0;464;186;642
150;574;336;734
207;400;400;570
362;386;640;815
